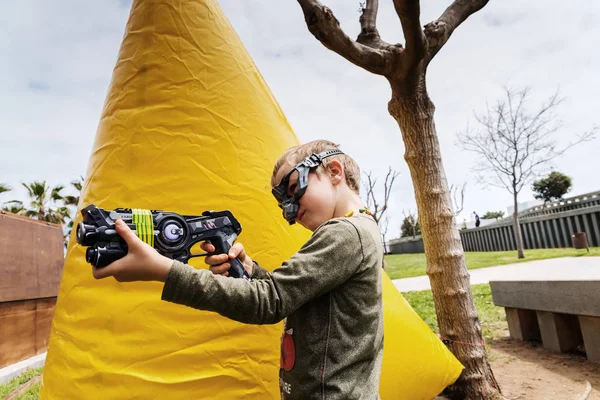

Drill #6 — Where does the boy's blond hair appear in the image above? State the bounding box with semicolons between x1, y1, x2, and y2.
271;140;360;194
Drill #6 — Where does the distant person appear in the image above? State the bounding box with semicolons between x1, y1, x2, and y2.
473;211;481;227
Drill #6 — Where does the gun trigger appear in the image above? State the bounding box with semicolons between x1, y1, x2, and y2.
188;252;209;258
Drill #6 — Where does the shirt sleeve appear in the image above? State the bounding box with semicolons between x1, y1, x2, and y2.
250;260;270;280
161;218;364;324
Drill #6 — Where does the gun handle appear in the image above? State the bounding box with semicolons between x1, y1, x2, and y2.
229;257;251;281
208;235;251;281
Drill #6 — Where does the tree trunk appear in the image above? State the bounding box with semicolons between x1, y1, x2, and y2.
388;84;501;399
512;192;525;259
381;234;389;268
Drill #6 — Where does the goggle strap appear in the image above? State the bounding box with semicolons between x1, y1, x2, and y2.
302;148;344;168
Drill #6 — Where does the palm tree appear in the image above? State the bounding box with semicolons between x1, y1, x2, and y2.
21;181;71;224
2;200;25;214
0;183;10;195
63;176;83;208
0;184;23;214
62;176;84;247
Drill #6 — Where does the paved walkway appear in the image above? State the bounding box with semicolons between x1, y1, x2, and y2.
0;353;45;385
392;256;600;292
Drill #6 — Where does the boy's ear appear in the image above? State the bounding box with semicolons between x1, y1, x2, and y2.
326;160;344;186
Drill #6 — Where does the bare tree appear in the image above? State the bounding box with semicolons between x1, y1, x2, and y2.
457;87;596;259
363;167;399;225
401;208;420;238
450;182;466;216
362;167;399;256
296;0;500;396
380;214;390;254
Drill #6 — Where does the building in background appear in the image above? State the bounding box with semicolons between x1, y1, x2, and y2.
506;199;544;216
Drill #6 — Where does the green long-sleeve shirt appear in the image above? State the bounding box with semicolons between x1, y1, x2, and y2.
161;213;384;399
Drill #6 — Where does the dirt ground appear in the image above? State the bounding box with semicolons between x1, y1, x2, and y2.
490;337;600;400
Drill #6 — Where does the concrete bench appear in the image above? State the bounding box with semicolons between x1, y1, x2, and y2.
490;280;600;363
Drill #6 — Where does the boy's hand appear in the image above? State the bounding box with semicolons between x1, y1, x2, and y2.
92;219;173;283
201;242;254;277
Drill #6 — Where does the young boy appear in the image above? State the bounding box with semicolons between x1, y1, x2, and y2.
92;140;384;399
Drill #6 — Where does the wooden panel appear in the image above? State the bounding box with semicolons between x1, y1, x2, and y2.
35;298;57;351
0;212;64;302
0;298;57;368
0;301;36;368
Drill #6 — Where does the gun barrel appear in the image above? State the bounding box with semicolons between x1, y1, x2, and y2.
76;222;118;246
86;242;127;268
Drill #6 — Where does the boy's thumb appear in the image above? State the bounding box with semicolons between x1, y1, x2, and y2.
229;243;245;259
115;219;138;245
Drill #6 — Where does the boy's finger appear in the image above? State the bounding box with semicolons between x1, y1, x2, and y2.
200;242;215;252
205;253;229;266
115;219;139;246
209;263;230;275
92;255;127;279
228;243;246;259
92;263;119;280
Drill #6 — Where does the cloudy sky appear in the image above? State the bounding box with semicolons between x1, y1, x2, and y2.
1;0;598;239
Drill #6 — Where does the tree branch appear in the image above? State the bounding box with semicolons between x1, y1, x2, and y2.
297;0;391;75
381;215;390;237
363;171;380;223
423;0;489;63
382;167;399;215
392;0;425;62
450;182;466;215
357;0;392;49
362;168;399;225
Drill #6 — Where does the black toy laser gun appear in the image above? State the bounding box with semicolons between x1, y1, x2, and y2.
76;204;251;281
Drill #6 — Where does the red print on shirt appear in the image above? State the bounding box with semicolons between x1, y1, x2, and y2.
280;328;296;371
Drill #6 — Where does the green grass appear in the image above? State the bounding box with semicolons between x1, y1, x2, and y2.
402;283;508;342
384;247;600;280
0;367;42;400
11;380;41;400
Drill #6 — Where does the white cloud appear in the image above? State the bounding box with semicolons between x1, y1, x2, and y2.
1;0;598;240
0;1;130;200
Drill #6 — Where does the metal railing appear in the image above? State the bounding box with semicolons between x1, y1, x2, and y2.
460;204;600;251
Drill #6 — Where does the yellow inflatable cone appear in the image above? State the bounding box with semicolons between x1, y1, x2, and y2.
41;1;462;399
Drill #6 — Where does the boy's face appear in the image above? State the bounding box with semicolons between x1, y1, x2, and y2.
273;161;338;232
